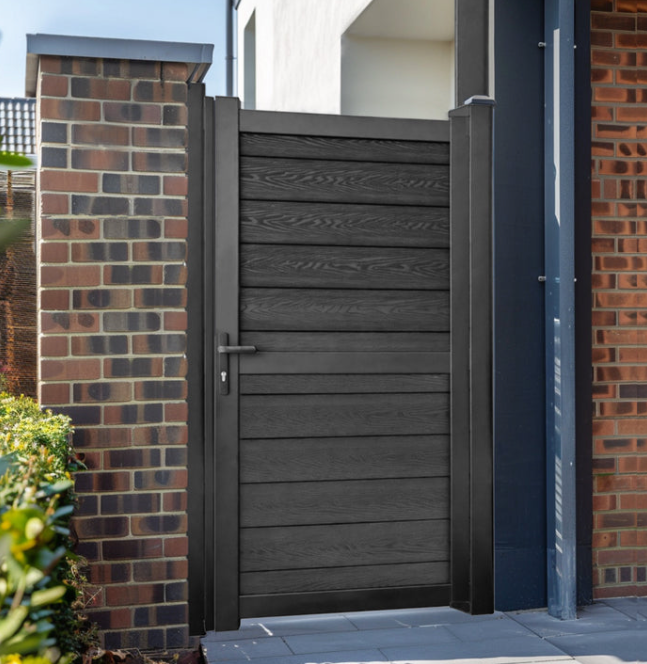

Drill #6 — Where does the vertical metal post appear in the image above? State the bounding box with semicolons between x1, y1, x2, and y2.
468;97;495;615
450;108;471;614
213;96;241;631
187;83;209;635
202;95;216;630
226;0;235;96
455;0;490;105
544;0;577;621
450;96;495;615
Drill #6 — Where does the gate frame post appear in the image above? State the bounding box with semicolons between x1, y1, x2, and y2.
212;96;242;632
449;95;495;615
187;83;215;635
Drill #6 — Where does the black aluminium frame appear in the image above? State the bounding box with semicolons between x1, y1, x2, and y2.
455;0;489;104
450;99;495;616
187;85;216;635
213;96;242;631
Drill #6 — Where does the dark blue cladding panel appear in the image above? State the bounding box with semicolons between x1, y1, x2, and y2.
494;0;547;610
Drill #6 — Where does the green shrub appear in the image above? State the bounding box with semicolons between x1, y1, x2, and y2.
0;394;92;662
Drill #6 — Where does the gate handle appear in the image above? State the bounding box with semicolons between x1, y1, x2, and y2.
217;345;257;354
217;333;257;396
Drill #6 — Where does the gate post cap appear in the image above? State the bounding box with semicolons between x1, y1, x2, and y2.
26;33;213;96
463;95;496;106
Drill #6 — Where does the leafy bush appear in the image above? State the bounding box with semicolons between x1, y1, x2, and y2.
0;394;91;662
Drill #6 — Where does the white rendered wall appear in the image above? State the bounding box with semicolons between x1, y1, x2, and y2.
237;0;370;114
341;36;453;120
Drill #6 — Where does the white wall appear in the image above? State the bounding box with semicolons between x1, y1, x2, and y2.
235;0;457;119
243;10;256;109
237;0;370;114
341;36;454;120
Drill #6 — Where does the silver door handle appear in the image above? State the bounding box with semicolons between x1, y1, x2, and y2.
217;345;257;354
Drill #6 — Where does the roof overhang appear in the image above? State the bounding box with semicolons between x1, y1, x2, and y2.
25;33;213;97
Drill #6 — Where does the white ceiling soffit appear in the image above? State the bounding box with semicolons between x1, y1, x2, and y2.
346;0;454;42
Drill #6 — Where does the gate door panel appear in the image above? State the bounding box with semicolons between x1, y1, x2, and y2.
213;99;461;629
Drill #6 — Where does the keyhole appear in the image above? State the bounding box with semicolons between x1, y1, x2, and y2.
221;371;227;382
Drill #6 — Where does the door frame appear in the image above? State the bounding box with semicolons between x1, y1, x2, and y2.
188;90;494;633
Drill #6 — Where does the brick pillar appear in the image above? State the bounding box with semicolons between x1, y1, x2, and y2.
32;37;210;648
591;0;647;598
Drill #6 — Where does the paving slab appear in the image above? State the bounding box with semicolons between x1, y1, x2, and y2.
380;634;572;663
547;628;647;664
508;604;638;638
203;624;278;643
203;614;359;642
201;601;647;664
207;649;389;664
444;615;537;642
601;597;647;621
246;614;358;638
283;624;459;655
201;636;294;661
347;607;504;631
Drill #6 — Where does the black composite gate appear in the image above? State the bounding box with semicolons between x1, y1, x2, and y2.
187;94;494;633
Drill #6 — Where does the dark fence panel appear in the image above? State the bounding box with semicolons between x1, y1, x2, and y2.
0;171;37;397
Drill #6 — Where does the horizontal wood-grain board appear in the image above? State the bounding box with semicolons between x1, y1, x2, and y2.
240;352;449;374
239;109;449;142
240;157;450;206
240;245;449;290
240;288;450;332
239;331;450;353
240;201;449;248
240;133;450;164
240;373;449;394
240;435;450;483
240;477;449;527
240;519;449;571
239;392;449;439
240;585;451;618
240;561;450;595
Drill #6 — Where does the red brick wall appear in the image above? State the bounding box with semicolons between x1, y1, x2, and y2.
37;54;192;648
591;0;647;597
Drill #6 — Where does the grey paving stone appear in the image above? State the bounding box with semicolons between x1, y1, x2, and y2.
253;613;359;636
381;634;572;663
507;604;637;637
600;597;647;621
284;624;459;654
573;658;636;664
547;628;647;663
445;615;536;641
202;625;276;643
204;649;388;664
203;614;357;642
346;607;504;630
200;636;294;661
